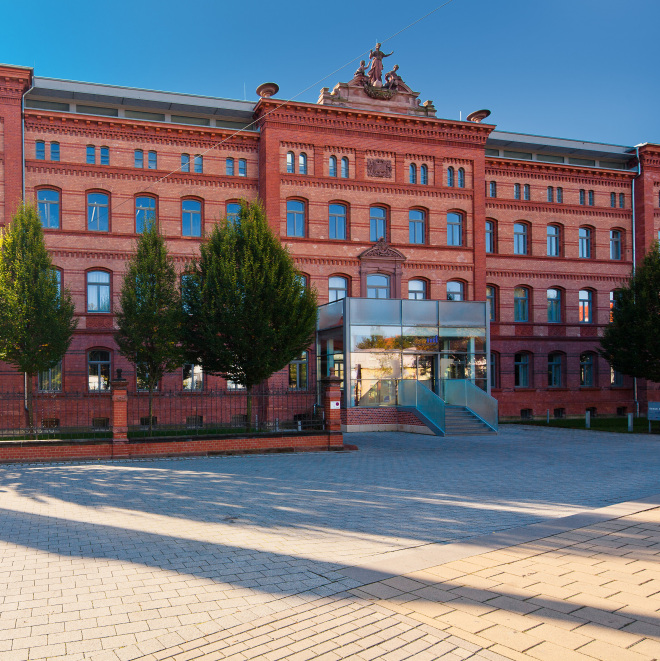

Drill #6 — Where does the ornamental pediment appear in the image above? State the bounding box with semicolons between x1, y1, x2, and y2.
358;238;406;260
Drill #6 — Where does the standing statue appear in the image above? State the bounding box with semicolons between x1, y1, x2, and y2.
367;43;394;86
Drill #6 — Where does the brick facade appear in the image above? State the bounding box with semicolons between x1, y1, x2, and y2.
0;64;659;421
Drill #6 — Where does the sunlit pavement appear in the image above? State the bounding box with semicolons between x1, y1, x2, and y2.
0;426;659;660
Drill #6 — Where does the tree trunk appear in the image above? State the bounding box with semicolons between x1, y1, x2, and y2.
148;385;154;435
25;372;35;438
246;386;252;432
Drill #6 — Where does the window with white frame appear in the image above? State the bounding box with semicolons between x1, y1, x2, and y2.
408;279;426;300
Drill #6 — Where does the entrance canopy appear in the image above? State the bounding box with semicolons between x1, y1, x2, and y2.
317;298;489;407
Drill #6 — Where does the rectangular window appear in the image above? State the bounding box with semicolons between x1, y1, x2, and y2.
87;271;111;312
288;352;308;390
546;226;560;257
447;212;462;246
409;210;425;244
39;361;62;392
329;204;347;240
37;190;60;229
579;290;593;323
287;200;305;238
619;193;625;209
548;355;562;388
523;184;530;201
194;155;203;173
50;142;60;161
514;354;529;388
547;187;554;203
134;149;144;168
148;151;157;169
182;200;202;237
556;187;563;203
183;364;203;390
514;288;528;322
238;159;247;176
580;190;586;205
547;289;561;323
369;207;386;242
226;158;235;176
181;154;190;172
100;146;109;165
87;193;109;232
514;183;521;200
36;141;46;160
485;221;495;253
610;192;616;208
514;223;528;255
489;181;497;198
86;145;96;164
588;190;594;206
610;230;622;260
579;228;591;258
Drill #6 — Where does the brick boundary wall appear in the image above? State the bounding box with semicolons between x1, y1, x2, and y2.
341;407;433;435
0;432;344;464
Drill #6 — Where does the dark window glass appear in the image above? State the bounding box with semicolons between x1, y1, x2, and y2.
366;274;390;299
514;353;529;387
619;193;625;209
489;181;497;198
579;290;593;323
514;287;529;321
610;230;622;260
329;156;337;177
329;203;347;240
588;190;594;206
287;200;305;237
490;352;499;388
486;286;496;321
458;168;465;188
135;149;144;168
88;350;111;391
514;183;521;200
580;353;595;387
288;351;308;389
485;220;495;253
610;192;616;208
409;209;425;244
87;192;109;231
447;167;455;187
447;212;462;246
135;196;156;233
580;189;586;205
409;163;417;184
87;271;111;313
420;164;428;185
50;142;60;161
547;186;554;203
181;153;190;172
37;189;60;229
369;206;386;242
523;184;530;200
182;199;202;237
547;288;561;322
556;187;563;203
548;354;562;387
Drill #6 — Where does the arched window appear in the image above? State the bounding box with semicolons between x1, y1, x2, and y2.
610;192;616;208
50;142;60;161
87;192;109;231
181;153;190;172
238;158;247;176
610;230;622;260
514;183;521;200
183;364;203;391
226;157;235;175
447;212;463;246
547;225;561;257
286;151;295;174
181;199;202;237
580;189;586;205
329;203;347;240
37;189;60;229
226;202;241;225
36;140;45;160
523;184;531;201
329;276;348;302
86;145;96;164
289;351;308;389
588;190;595;206
135;196;156;233
329;156;337;177
486;285;497;321
514;287;529;321
485;220;496;253
100;146;110;165
579;289;593;323
147;150;157;169
409;163;417;184
88;350;111;391
408;279;426;300
341;157;349;178
556;187;563;203
514;353;530;388
610;289;623;323
420;164;428;185
547;186;554;203
298;152;307;175
548;353;563;387
489;181;497;198
447;281;464;301
194;155;203;173
619;193;625;209
369;206;387;242
547;288;562;323
366;274;390;299
458;168;465;188
447;166;455;187
514;222;528;255
579;227;592;258
87;271;111;313
287;200;305;237
580;352;596;387
409;209;425;244
134;149;144;168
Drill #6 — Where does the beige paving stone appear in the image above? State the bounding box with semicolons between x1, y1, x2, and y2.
525;641;595;661
629;638;660;658
578;639;650;661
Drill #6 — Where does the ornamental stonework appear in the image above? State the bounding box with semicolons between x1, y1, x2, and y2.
366;158;392;178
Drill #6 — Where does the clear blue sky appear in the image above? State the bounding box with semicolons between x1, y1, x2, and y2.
2;0;658;146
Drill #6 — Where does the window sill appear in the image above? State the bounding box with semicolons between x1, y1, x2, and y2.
513;387;536;391
545;387;569;391
579;386;601;391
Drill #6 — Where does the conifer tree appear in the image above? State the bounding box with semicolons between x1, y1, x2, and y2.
600;242;660;383
115;221;183;432
182;200;318;428
0;203;77;430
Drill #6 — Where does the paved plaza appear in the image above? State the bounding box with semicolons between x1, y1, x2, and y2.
0;426;659;660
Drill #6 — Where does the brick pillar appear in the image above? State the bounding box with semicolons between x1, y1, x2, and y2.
110;371;129;445
322;376;342;432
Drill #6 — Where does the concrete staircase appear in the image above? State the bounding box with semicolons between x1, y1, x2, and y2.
444;405;497;436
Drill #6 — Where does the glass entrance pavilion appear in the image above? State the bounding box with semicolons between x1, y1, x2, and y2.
317;298;490;408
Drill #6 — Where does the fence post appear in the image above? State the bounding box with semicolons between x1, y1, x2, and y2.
111;369;129;450
322;376;342;432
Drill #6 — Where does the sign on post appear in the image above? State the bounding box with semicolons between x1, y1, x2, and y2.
648;402;660;421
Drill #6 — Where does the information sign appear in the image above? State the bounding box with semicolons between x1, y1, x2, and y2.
648;402;660;421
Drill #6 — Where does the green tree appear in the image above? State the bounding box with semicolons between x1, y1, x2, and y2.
115;221;184;432
600;242;660;382
0;203;77;430
182;200;318;428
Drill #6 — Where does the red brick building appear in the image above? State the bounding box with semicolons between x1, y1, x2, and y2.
1;61;659;422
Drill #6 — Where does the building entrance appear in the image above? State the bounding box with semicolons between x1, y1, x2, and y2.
403;354;436;392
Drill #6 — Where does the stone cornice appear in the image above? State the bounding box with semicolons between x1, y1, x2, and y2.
0;66;33;99
485;269;627;283
24;112;259;150
486;158;634;183
485;200;631;219
291;255;473;272
26;160;258;190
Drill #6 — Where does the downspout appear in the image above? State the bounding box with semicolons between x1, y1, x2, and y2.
22;77;33;415
632;145;643;417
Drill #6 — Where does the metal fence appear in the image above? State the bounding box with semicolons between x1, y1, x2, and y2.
0;389;322;439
